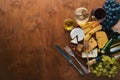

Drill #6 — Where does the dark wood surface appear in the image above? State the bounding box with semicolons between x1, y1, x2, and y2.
0;0;120;80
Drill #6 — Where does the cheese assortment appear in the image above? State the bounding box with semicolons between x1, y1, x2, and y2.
62;0;120;77
63;7;120;59
66;7;105;58
68;21;103;59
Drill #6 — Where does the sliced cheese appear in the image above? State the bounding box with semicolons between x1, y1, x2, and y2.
82;48;98;58
84;24;102;41
80;21;97;29
87;37;97;52
96;31;108;49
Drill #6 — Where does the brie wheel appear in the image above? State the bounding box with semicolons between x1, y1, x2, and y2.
70;28;84;44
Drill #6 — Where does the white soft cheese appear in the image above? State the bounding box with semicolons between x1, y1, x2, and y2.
70;28;84;44
82;48;98;58
70;37;78;44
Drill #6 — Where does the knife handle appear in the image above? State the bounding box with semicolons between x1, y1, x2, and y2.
74;56;88;74
55;45;72;62
71;62;84;75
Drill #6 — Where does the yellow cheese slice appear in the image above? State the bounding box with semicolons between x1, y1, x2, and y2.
96;31;108;49
87;37;97;52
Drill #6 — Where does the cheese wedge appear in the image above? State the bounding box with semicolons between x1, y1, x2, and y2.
71;37;78;44
96;31;108;49
87;37;97;52
70;28;84;43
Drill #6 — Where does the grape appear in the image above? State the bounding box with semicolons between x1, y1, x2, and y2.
112;3;116;7
101;0;120;31
112;74;115;77
98;64;102;68
96;72;101;77
108;75;112;78
105;65;110;69
91;55;120;78
109;71;114;74
112;58;115;62
93;70;97;74
95;67;99;71
103;69;107;73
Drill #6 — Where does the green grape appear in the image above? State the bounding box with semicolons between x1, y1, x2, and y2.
105;71;108;75
112;58;116;62
110;61;114;64
99;69;102;72
99;62;102;65
105;71;109;76
109;71;114;74
110;69;115;74
96;72;101;77
102;69;107;73
95;67;99;71
91;55;120;78
102;58;105;62
105;65;110;69
93;70;97;74
112;66;117;70
98;64;102;68
108;75;112;78
111;74;115;77
114;71;117;74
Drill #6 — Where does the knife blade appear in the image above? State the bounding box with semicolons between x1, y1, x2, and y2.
110;45;120;53
55;45;84;75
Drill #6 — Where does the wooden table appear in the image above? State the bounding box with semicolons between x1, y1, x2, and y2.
0;0;120;80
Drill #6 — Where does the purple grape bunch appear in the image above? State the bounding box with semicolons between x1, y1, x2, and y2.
101;0;120;31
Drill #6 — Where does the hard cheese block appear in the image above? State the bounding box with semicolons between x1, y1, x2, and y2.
96;31;108;49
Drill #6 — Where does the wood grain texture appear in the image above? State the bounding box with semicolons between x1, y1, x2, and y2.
0;0;120;80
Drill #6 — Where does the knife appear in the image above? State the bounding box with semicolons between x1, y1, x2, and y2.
55;45;84;75
110;45;120;53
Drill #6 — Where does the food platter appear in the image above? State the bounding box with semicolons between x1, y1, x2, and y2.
55;0;120;78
